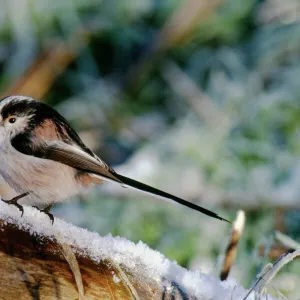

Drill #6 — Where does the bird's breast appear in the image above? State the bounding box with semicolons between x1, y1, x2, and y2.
0;142;79;205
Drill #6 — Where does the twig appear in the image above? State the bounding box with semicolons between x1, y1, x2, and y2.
244;249;300;299
220;210;246;280
243;262;274;300
255;234;274;283
161;61;230;132
275;231;300;250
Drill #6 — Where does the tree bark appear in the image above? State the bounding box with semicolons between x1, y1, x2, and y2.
0;216;194;300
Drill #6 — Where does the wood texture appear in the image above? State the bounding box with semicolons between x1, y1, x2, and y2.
0;218;191;300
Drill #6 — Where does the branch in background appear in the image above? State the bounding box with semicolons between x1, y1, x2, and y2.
0;202;259;300
275;231;300;250
256;231;300;261
2;29;90;99
258;244;294;260
161;61;230;132
124;0;224;91
258;231;300;260
220;210;246;281
153;0;223;53
274;207;285;233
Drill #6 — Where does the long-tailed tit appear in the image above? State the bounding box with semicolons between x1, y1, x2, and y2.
0;95;229;223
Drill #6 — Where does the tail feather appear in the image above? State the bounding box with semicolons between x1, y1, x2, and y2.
114;173;230;223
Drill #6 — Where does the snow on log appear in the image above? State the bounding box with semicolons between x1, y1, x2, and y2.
0;202;273;300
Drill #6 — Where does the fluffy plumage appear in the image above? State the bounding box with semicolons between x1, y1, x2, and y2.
0;95;229;222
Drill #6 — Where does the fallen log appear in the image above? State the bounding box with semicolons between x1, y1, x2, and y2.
0;202;270;299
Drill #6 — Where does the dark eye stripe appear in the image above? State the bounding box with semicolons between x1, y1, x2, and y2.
1;100;36;119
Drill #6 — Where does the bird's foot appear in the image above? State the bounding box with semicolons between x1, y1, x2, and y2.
1;192;29;217
33;204;54;224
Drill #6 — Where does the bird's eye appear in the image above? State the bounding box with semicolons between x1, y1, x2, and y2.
8;117;16;124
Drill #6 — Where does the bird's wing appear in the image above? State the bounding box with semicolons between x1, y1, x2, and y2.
40;142;122;183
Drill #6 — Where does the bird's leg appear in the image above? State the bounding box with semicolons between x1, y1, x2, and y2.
33;204;54;224
1;192;29;217
41;204;54;225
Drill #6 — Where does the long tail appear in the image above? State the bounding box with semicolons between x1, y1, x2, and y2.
113;173;230;223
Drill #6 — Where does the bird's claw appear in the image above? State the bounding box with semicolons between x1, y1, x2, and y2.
33;204;54;224
1;192;29;217
47;212;54;225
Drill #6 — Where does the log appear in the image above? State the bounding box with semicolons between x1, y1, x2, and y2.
0;202;268;300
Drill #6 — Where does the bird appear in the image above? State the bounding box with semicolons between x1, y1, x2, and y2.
0;95;229;224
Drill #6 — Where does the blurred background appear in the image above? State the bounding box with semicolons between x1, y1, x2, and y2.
1;0;300;297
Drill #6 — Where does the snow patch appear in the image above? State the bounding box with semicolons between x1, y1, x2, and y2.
0;202;275;300
113;274;121;284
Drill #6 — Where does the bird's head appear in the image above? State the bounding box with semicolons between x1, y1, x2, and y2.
0;95;39;141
